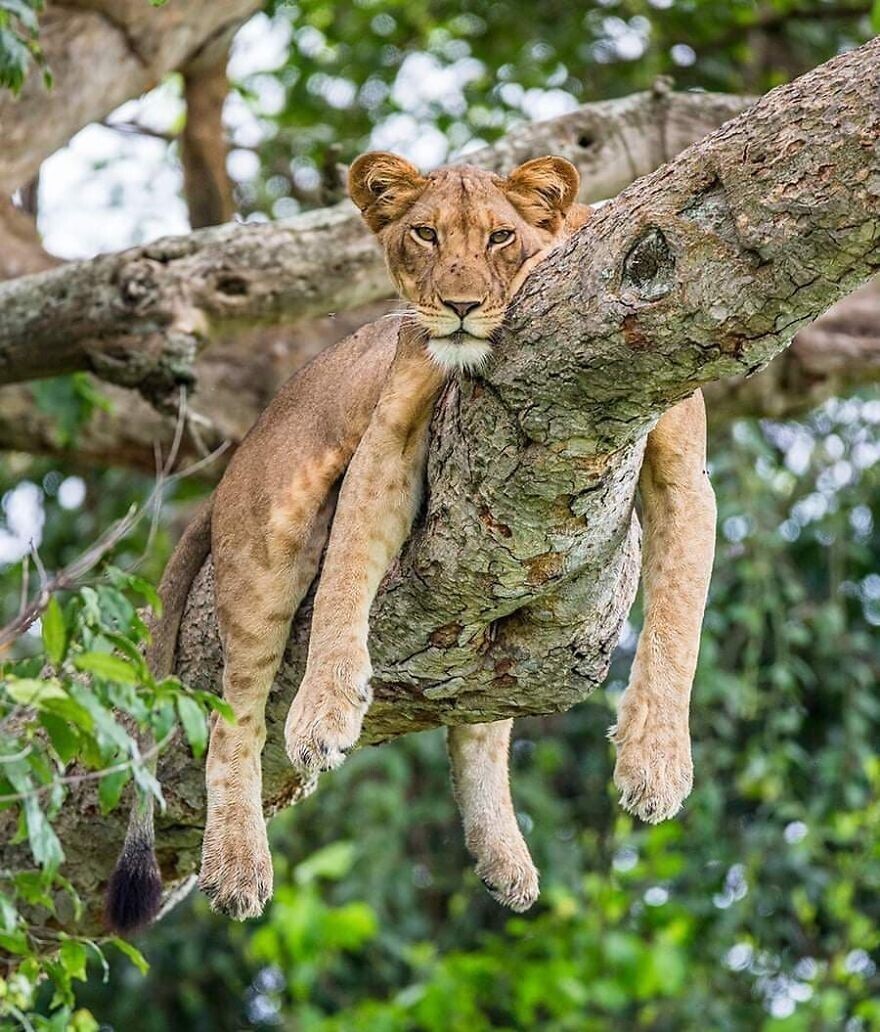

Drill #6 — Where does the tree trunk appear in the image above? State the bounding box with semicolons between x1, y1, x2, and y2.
0;38;878;937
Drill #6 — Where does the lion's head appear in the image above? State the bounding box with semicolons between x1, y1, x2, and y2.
348;152;582;371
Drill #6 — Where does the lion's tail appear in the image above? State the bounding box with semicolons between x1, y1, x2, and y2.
105;500;214;934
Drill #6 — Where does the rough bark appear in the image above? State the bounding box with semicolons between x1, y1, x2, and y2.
707;279;880;421
0;304;391;475
0;0;261;195
0;196;57;279
1;39;879;935
0;87;753;406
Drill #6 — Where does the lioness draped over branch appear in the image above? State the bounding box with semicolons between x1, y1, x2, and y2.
107;154;715;932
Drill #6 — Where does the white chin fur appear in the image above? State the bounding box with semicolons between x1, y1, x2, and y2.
427;335;493;373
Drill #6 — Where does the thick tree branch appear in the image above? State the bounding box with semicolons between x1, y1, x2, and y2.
0;0;261;195
1;293;877;475
707;279;880;421
0;88;753;404
2;40;878;935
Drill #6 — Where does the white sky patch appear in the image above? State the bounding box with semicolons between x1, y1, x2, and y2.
370;114;450;168
0;482;44;565
39;116;188;259
57;477;86;511
37;13;290;259
392;52;485;118
228;12;292;79
519;87;579;121
227;148;262;183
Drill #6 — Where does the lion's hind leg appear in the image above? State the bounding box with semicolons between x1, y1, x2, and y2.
198;486;336;919
447;719;539;913
610;391;716;823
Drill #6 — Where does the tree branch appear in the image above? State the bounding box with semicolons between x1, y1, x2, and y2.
179;32;237;229
0;0;261;195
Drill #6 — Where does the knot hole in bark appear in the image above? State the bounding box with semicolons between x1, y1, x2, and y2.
622;228;675;301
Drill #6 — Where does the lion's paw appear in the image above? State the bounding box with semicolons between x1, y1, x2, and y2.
474;842;540;913
610;719;693;824
199;812;273;921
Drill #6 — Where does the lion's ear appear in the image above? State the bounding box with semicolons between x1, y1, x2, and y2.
505;156;580;231
348;152;426;232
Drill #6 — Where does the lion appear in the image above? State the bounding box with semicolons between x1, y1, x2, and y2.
106;153;716;931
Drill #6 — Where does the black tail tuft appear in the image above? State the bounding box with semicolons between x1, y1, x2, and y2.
105;836;163;934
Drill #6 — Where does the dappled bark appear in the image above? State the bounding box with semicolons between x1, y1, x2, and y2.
0;38;877;935
707;279;880;421
1;295;877;475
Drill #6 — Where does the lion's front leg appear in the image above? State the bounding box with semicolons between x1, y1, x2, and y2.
610;391;716;823
285;342;445;776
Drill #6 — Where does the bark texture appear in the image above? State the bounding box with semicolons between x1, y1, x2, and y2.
1;39;879;935
180;34;237;229
2;292;876;476
0;197;57;279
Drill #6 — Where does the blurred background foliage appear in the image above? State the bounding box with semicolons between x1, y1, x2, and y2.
1;0;879;1029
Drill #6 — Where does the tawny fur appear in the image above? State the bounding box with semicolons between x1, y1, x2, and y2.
108;153;716;928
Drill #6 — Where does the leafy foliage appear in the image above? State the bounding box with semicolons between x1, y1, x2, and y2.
0;0;46;93
0;537;230;1025
234;0;872;216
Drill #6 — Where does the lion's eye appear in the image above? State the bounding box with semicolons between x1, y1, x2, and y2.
412;225;437;243
489;228;514;246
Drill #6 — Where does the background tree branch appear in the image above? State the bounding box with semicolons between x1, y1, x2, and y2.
179;32;237;230
0;0;261;196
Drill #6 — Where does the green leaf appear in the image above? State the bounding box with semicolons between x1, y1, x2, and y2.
41;595;67;665
73;651;140;685
295;841;356;885
40;713;79;764
3;677;67;707
872;0;880;33
109;936;149;974
101;632;149;680
176;694;207;758
118;572;162;616
5;762;64;870
98;767;130;815
58;940;88;983
195;691;235;724
41;695;95;734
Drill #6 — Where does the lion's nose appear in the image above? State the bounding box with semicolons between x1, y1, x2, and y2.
442;299;482;319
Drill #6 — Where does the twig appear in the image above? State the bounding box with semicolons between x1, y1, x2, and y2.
17;554;29;617
100;118;175;143
0;732;173;805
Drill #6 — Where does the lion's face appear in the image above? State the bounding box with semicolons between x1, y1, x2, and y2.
349;153;581;371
